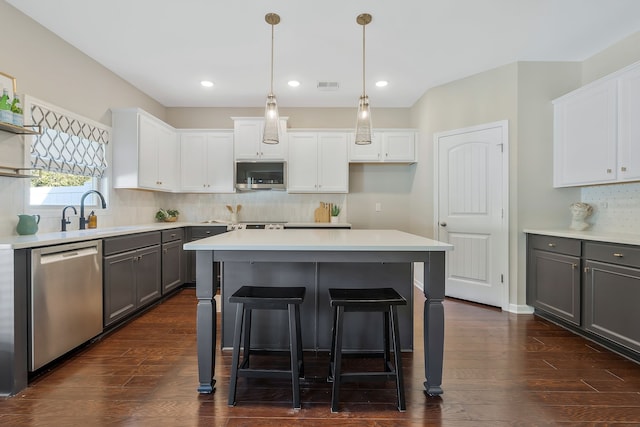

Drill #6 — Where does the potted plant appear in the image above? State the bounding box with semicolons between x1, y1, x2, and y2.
330;205;341;223
155;208;180;222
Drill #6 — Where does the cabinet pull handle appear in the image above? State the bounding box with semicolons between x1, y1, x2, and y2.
547;243;556;247
613;253;624;258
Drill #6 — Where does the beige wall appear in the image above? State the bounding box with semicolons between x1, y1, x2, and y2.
582;31;640;84
408;61;585;309
166;107;411;129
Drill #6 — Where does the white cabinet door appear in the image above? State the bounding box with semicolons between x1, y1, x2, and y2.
553;79;618;187
288;132;318;192
233;118;287;160
180;131;234;193
133;112;177;191
619;64;640;181
317;132;348;193
137;114;161;189
180;133;208;191
206;132;234;192
156;124;178;190
383;132;416;162
349;132;382;161
348;130;416;163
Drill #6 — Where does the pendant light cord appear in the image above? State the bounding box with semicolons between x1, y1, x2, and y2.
270;22;275;96
362;23;366;97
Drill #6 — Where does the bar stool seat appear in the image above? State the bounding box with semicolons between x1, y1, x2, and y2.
228;285;306;409
327;287;407;412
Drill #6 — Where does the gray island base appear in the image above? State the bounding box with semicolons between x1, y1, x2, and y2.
184;229;453;396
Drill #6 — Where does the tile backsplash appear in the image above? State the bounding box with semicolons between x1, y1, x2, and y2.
582;182;640;233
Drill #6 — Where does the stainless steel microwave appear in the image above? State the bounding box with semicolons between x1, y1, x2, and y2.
235;161;286;191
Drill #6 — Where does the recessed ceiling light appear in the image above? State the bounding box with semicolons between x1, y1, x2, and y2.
288;80;300;87
375;81;388;87
201;80;214;88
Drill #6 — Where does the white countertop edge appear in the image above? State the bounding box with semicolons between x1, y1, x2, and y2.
523;228;640;246
183;229;453;252
0;222;215;250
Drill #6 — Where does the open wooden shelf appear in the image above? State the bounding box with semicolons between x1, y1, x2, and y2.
0;121;40;135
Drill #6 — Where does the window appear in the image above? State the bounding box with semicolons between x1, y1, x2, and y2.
26;96;110;207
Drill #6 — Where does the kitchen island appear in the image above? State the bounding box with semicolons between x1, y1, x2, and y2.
183;228;453;396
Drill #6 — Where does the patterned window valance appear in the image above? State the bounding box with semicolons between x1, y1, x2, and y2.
27;97;110;178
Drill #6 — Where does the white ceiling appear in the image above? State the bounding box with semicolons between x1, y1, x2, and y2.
7;0;640;108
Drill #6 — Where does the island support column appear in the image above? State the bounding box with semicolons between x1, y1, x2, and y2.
423;251;445;395
195;250;216;393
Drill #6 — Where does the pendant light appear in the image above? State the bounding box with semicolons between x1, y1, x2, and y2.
355;13;373;145
263;13;281;144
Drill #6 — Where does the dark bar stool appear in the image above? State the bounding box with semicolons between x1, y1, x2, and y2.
228;285;306;409
327;287;407;412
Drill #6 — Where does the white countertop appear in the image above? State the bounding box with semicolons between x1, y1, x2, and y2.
0;222;224;250
524;228;640;246
183;229;453;252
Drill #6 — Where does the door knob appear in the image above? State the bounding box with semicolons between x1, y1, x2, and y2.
439;222;447;227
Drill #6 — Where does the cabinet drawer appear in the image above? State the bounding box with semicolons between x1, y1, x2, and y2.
162;228;184;243
528;234;581;256
190;226;227;240
103;231;162;256
584;242;640;267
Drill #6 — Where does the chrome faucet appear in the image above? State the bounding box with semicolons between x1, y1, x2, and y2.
79;190;107;230
61;205;77;232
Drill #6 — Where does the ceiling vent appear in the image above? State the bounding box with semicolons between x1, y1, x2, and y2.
317;81;339;91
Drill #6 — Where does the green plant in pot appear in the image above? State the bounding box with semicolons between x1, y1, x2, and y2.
155;208;180;222
330;205;341;223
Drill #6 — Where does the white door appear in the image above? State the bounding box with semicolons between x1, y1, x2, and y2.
435;121;508;309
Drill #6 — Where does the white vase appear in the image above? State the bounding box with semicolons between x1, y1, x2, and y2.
330;216;338;224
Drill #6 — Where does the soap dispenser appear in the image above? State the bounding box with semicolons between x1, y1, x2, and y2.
88;211;97;229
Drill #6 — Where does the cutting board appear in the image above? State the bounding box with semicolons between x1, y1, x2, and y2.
314;202;331;223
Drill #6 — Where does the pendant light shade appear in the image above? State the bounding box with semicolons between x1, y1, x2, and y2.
355;13;373;145
263;13;280;144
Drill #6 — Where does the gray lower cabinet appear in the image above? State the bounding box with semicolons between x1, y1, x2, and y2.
161;228;184;294
527;233;640;361
527;235;581;325
584;242;640;353
103;232;162;327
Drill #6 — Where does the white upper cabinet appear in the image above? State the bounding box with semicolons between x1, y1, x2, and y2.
553;61;640;187
349;130;417;163
233;117;288;160
112;108;178;192
179;131;234;193
288;131;349;193
618;64;640;182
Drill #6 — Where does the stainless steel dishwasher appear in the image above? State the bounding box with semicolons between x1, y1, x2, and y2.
30;240;103;371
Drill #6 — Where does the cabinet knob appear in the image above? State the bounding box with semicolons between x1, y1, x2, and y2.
606;169;612;174
613;253;624;258
547;243;556;247
621;166;627;172
572;263;577;269
206;231;211;234
584;267;590;273
163;248;168;254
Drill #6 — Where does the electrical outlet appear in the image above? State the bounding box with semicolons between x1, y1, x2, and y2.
375;202;381;212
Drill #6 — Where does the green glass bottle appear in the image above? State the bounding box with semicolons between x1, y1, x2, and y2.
0;88;12;124
10;93;23;126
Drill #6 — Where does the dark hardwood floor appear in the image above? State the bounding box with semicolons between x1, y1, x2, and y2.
2;287;640;426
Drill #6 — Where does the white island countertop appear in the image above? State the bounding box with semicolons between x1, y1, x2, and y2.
183;229;453;252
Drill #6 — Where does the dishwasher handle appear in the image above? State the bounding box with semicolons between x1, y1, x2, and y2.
40;246;99;265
